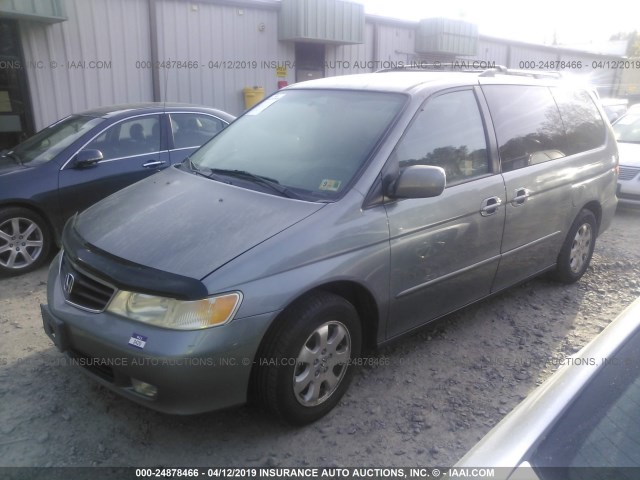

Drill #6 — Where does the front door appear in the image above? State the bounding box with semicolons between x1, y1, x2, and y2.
385;88;505;338
58;114;169;221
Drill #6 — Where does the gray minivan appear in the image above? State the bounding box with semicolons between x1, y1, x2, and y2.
42;68;618;424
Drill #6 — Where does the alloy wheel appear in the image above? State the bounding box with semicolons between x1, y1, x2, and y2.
293;320;351;407
0;217;45;269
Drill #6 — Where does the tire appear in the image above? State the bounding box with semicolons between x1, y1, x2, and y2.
552;209;597;284
0;207;52;276
255;291;362;425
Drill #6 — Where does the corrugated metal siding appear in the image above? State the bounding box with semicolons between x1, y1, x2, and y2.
509;45;558;66
469;39;509;65
155;0;294;115
278;0;364;44
375;23;415;63
324;21;373;76
415;18;478;56
20;0;152;130
17;0;630;129
0;0;66;22
467;39;621;96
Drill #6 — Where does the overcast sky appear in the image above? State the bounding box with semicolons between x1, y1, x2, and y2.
355;0;639;46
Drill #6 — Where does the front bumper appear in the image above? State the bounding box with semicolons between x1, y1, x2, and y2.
618;167;640;206
42;254;277;415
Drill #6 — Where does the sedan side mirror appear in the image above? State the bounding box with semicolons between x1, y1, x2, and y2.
73;149;103;169
387;165;446;199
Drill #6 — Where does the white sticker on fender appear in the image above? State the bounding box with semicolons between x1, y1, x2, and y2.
128;333;147;349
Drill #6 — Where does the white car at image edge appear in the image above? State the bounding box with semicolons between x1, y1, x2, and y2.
613;113;640;206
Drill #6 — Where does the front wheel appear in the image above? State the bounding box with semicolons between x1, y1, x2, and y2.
552;209;597;284
0;207;52;276
256;291;362;425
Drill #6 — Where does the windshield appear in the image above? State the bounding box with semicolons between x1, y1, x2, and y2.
189;89;406;201
612;114;640;143
7;115;105;165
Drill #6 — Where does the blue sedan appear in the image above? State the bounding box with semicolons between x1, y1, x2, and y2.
0;103;234;276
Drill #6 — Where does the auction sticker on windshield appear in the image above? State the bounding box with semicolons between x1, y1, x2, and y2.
245;93;286;116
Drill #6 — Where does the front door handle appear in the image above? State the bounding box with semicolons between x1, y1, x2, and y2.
142;160;166;168
511;187;531;206
480;196;502;217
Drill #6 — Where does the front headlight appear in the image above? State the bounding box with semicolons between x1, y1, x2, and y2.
106;291;242;330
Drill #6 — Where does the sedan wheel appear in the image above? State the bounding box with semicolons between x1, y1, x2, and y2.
0;208;51;276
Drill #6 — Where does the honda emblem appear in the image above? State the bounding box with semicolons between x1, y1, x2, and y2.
63;273;75;295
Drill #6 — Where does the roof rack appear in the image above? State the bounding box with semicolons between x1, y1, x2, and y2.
376;62;484;73
375;63;563;79
479;65;563;79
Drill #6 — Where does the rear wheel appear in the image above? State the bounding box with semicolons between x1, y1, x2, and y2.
256;291;361;425
553;209;597;283
0;207;52;276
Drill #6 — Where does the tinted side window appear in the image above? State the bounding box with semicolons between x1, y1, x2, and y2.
483;85;566;172
86;115;161;160
552;88;606;155
392;90;490;185
170;113;225;149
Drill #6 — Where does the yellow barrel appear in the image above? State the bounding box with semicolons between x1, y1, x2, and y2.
243;87;265;109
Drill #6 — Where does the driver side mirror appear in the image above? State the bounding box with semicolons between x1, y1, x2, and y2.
73;149;103;169
386;165;446;199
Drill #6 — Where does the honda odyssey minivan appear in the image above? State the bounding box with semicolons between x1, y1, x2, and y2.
42;68;618;424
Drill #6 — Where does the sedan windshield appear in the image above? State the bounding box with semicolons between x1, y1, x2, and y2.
532;325;640;475
189;89;406;201
613;114;640;143
8;115;105;165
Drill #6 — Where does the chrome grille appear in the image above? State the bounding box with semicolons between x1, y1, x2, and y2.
619;167;640;181
60;254;116;312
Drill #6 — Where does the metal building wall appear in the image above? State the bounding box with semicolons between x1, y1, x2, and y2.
373;22;416;64
324;22;373;76
508;44;558;66
469;39;509;66
20;0;153;130
17;0;627;130
325;20;419;77
154;0;294;115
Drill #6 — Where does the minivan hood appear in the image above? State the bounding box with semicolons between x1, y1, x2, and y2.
75;167;325;279
617;142;640;168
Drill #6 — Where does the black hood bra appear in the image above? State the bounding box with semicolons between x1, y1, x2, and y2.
62;215;208;301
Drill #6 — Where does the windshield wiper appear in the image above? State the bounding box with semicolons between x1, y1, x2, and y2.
208;168;298;199
186;158;230;183
1;152;22;165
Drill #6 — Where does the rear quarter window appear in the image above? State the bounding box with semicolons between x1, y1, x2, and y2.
551;88;606;154
482;85;566;172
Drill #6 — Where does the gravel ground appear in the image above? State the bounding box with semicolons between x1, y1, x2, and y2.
1;206;639;470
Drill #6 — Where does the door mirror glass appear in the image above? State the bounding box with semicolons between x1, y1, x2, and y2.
388;165;446;199
73;149;103;169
